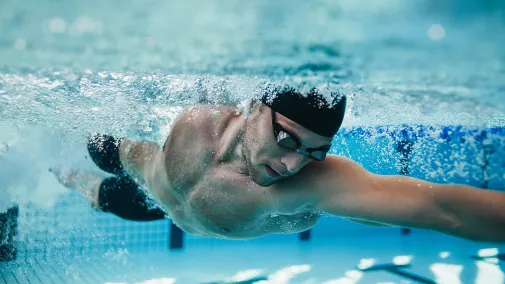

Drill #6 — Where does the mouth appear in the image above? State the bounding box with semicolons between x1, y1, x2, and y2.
265;165;282;179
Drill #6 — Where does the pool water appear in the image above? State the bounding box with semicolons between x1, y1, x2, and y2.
1;0;505;283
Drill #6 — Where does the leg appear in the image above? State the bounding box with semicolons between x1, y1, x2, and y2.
87;134;162;185
52;168;167;221
98;175;167;221
50;168;104;210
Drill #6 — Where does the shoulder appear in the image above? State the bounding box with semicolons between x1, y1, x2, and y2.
267;155;367;213
168;106;227;142
278;155;359;186
303;155;366;178
174;105;234;126
162;106;237;189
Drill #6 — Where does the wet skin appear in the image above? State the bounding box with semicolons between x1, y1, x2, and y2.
118;102;505;242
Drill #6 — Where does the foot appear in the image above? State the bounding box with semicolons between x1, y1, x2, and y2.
50;167;104;210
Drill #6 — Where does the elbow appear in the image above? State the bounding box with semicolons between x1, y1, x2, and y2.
438;213;505;243
418;204;463;236
433;213;462;236
438;185;505;243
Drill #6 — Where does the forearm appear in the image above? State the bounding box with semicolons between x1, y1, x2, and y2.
436;184;505;242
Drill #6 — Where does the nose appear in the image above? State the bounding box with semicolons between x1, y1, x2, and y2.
280;152;307;175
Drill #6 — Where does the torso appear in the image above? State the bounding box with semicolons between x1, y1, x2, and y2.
148;106;321;239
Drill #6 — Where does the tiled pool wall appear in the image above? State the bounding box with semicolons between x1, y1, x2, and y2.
2;125;504;260
335;125;505;188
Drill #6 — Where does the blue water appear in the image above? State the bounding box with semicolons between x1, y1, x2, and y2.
1;0;505;283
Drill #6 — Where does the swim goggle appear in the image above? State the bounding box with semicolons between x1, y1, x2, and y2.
271;109;330;161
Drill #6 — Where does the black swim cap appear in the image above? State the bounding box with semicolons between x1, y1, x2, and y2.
260;87;346;137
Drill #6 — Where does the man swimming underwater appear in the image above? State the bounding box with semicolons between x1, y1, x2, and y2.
53;87;505;241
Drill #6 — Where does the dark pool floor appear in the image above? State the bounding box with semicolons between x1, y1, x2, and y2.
1;232;505;283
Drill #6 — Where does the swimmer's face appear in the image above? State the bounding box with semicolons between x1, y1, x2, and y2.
242;102;333;187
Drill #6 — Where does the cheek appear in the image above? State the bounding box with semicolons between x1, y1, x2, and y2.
248;134;269;160
255;130;278;159
246;118;269;151
243;122;261;160
244;111;280;163
301;159;313;169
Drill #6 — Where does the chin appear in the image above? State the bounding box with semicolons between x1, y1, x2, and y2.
250;168;275;187
256;178;275;187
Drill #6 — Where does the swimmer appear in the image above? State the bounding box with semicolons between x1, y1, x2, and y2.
53;87;505;241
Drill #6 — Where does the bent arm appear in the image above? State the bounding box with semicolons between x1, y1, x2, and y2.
310;156;505;242
119;140;163;184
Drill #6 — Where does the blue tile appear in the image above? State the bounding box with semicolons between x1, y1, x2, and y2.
0;262;19;284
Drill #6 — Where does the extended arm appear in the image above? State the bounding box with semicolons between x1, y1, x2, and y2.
309;156;505;242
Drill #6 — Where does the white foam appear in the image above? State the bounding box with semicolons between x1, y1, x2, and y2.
0;125;90;210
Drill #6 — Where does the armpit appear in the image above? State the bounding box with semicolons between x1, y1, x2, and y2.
266;208;322;234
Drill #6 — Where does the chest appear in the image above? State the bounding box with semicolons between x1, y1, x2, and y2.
185;169;321;238
164;133;215;198
188;170;264;225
